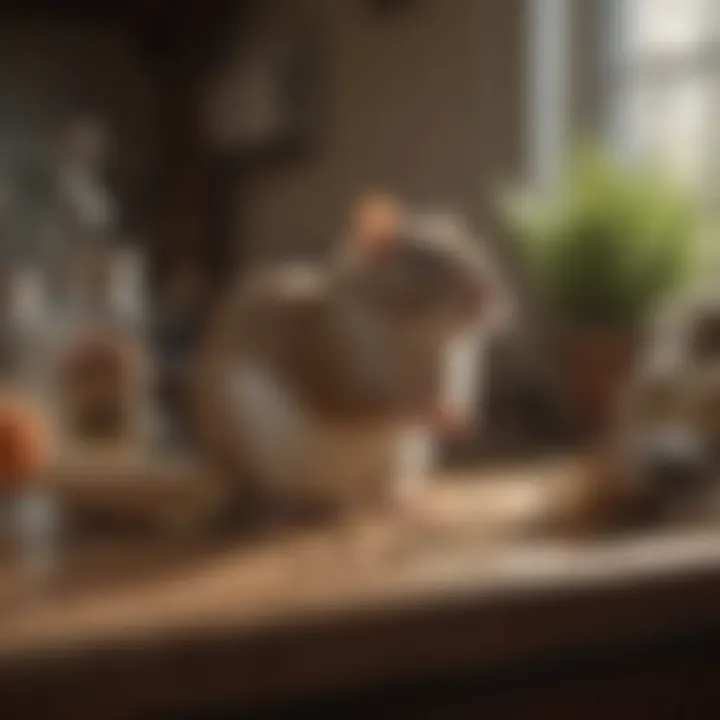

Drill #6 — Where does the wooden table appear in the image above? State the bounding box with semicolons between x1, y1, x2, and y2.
3;457;720;717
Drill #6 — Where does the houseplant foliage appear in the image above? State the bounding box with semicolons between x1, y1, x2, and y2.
503;145;701;436
506;145;697;327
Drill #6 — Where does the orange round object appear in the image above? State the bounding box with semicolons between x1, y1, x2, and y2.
0;399;50;488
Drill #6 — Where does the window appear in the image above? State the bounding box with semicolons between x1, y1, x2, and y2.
608;0;720;202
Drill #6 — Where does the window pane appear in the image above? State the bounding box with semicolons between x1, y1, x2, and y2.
625;75;713;192
628;0;716;57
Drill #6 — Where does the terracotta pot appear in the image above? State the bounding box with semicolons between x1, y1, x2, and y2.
559;326;638;441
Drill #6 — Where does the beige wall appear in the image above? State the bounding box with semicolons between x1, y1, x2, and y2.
233;0;525;262
0;4;527;267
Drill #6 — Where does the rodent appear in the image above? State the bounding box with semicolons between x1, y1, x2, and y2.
192;194;510;525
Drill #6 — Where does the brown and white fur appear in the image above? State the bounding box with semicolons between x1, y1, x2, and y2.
193;195;511;528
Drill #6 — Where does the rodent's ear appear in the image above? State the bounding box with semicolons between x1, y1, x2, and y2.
351;192;402;251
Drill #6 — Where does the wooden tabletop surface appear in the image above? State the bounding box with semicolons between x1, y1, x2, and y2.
3;456;720;716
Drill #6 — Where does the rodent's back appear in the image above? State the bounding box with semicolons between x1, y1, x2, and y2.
192;258;441;459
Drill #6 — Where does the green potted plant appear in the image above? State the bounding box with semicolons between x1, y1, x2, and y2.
503;145;700;437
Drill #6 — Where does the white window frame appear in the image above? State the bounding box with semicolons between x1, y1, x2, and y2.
525;0;571;191
600;0;720;202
